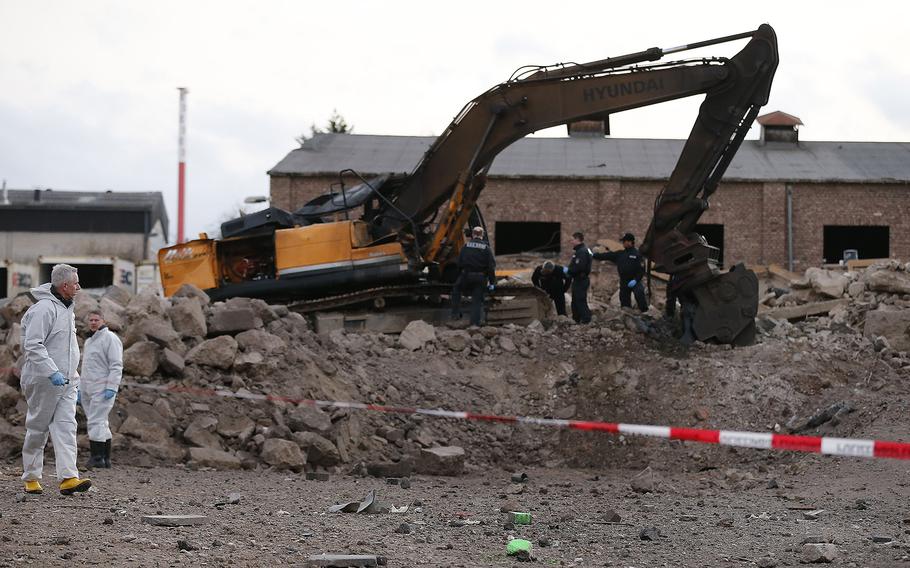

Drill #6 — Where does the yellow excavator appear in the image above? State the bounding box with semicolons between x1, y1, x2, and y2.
159;24;778;344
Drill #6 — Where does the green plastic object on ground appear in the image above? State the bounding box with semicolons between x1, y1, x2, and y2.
507;538;532;556
508;511;532;525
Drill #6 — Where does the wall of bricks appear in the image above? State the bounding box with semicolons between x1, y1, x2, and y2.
271;174;910;270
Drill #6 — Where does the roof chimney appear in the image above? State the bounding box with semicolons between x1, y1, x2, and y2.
756;111;802;144
567;117;610;138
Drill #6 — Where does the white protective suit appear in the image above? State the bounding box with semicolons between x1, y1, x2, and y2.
79;326;123;441
19;283;81;481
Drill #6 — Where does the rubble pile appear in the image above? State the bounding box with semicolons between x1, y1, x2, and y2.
0;261;907;477
759;261;910;361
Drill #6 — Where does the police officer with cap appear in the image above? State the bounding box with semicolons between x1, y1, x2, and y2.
594;232;649;312
565;232;593;323
451;226;496;326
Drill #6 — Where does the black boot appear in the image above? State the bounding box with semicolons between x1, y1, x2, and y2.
87;440;105;469
102;439;112;469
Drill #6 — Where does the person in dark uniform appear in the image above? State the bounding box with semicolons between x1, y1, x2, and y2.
593;232;649;312
565;232;593;324
451;226;496;326
532;260;570;316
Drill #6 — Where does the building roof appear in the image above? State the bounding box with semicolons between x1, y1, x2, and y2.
0;189;169;237
269;133;910;184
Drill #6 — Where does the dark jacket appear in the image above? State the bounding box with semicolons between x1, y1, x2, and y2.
457;238;496;283
532;265;570;297
593;246;645;282
567;243;593;280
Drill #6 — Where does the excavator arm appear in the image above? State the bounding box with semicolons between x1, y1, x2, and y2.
373;24;778;344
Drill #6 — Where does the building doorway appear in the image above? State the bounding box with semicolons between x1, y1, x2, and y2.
494;221;561;255
695;224;724;267
823;225;889;263
0;268;6;298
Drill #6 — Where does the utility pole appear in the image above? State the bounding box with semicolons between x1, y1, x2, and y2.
177;87;189;243
1;179;8;206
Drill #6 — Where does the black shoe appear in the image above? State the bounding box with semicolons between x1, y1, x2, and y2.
86;440;105;469
103;439;112;469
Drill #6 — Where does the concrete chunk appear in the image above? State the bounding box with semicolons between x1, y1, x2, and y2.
305;554;378;567
416;445;465;476
142;515;208;527
209;307;263;336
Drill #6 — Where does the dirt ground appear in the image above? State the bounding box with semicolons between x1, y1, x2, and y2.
1;455;908;567
2;263;910;566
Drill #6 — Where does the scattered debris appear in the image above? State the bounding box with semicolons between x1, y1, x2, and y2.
327;489;390;515
141;515;208;527
305;554;379;568
800;543;838;563
507;512;532;525
639;526;662;541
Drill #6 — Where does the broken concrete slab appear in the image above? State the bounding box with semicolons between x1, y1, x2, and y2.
209;307;263;336
260;438;306;471
122;341;160;377
399;320;436;350
864;307;910;351
416;446;465;476
800;543;838;563
141;515;208;527
804;267;848;298
168;299;207;338
187;447;242;470
864;267;910;295
631;466;657;493
186;335;238;369
305;554;378;568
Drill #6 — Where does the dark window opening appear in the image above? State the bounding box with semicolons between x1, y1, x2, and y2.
0;268;7;298
39;264;114;290
695;224;724;268
823;225;889;263
494;222;561;255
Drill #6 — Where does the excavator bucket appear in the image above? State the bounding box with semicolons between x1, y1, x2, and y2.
690;263;758;346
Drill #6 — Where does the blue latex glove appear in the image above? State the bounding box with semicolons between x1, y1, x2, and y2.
103;389;116;400
488;284;496;292
627;279;638;289
76;390;81;405
563;266;569;275
49;371;66;386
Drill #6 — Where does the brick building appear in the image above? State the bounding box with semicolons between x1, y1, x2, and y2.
268;112;910;271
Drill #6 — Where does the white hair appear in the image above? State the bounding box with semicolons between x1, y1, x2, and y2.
51;264;78;287
472;226;485;238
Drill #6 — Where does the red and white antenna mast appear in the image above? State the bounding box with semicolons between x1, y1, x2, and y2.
177;87;189;243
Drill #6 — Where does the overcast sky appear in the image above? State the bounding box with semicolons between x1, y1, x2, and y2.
1;1;908;242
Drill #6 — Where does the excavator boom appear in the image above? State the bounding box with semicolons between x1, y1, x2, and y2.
159;25;779;345
376;24;778;344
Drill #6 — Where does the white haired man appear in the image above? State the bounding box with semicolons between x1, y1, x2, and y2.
19;264;91;495
80;310;123;469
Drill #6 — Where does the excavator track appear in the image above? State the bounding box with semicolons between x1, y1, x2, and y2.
286;281;552;317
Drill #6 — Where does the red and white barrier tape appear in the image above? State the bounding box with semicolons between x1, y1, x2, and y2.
124;382;910;460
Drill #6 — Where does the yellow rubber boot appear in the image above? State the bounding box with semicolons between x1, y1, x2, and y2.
59;477;91;495
24;480;43;494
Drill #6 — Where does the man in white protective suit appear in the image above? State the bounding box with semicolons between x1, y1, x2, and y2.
19;264;92;495
79;310;123;469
